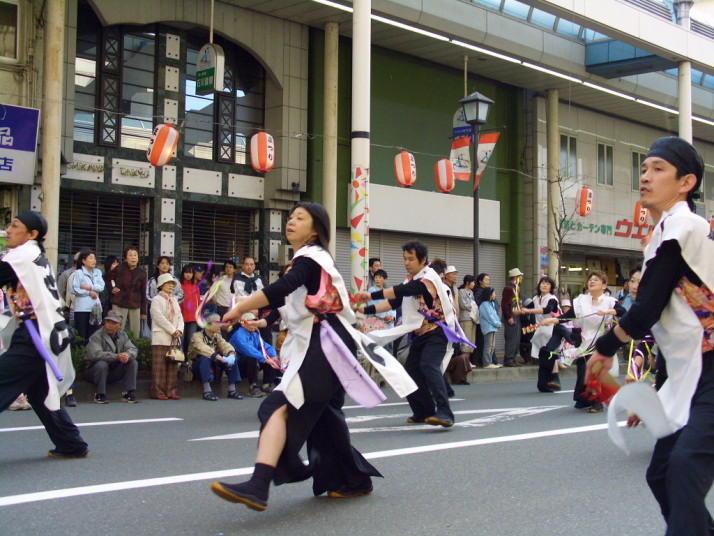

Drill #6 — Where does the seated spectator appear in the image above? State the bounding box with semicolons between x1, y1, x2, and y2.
150;273;184;400
188;313;241;401
84;310;139;403
229;311;280;397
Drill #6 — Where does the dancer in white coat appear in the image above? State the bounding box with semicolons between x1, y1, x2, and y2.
211;203;415;512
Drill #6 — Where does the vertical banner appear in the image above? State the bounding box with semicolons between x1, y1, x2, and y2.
350;166;369;292
473;132;500;191
450;136;471;182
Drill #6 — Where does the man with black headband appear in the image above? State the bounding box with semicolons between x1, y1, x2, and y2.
0;211;89;458
586;137;713;534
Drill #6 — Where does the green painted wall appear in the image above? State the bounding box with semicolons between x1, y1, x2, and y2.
307;29;525;268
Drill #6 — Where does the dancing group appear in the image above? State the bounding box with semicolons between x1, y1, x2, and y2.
0;136;712;535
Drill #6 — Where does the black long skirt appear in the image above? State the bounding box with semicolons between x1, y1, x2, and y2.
257;315;382;495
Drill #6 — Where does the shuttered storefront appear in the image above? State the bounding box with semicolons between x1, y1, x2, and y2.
58;189;145;267
335;228;506;353
180;201;252;265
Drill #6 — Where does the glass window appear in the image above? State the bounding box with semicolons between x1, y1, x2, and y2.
184;46;214;160
555;18;581;38
232;48;265;164
529;8;556;30
582;28;608;41
705;171;714;202
73;11;99;143
0;0;18;59
471;0;502;10
560;135;577;178
597;143;614;186
702;74;714;90
631;151;646;192
502;0;531;20
121;32;156;149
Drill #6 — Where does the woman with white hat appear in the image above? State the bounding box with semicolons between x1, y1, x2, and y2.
150;273;184;400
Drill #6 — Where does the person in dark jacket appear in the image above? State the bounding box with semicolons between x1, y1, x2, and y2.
110;246;146;337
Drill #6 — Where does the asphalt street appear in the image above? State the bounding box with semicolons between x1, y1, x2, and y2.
1;377;708;536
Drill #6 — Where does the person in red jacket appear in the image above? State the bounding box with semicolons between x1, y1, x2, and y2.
180;264;201;353
110;247;147;337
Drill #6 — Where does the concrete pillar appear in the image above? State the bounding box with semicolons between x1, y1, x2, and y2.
323;22;339;257
673;0;693;142
40;0;66;268
678;61;693;143
349;0;370;292
546;89;560;282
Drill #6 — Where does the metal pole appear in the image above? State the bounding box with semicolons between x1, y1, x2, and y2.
41;0;66;268
209;0;214;43
349;0;371;292
678;62;693;143
472;126;480;277
323;22;339;257
546;89;560;281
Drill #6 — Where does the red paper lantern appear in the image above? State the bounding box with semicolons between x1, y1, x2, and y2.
634;201;649;226
394;151;416;187
146;123;179;167
434;158;455;193
577;186;593;217
250;131;275;173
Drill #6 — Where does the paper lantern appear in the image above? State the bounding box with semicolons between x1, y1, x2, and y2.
634;201;649;226
434;158;455;193
146;123;179;167
577;186;593;217
250;131;275;173
394;151;417;187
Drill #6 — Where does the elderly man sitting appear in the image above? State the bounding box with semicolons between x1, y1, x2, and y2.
229;311;280;398
84;310;139;404
188;313;241;401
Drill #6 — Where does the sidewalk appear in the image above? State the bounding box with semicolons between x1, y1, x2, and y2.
67;362;579;402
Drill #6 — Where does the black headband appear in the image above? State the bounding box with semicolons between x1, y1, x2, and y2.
646;137;704;200
15;210;48;240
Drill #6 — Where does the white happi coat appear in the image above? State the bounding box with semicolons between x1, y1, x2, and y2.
644;201;714;433
2;241;75;410
274;245;417;409
529;293;558;359
366;265;456;373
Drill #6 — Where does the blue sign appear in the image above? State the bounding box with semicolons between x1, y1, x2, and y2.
0;104;40;185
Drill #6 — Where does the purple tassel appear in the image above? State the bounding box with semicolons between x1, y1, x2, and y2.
419;311;476;349
320;320;386;408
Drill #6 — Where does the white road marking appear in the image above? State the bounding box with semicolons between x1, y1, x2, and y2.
346;407;537;423
188;406;565;441
555;390;575;394
0;417;183;433
342;398;464;410
0;420;620;507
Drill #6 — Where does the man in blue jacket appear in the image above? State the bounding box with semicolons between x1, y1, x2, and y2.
229;312;280;397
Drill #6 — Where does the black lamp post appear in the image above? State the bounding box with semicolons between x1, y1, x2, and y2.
459;91;494;277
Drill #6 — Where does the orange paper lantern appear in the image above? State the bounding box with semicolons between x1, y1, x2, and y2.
394;151;417;187
634;201;649;226
434;158;455;193
250;131;275;173
577;186;593;217
146;123;179;167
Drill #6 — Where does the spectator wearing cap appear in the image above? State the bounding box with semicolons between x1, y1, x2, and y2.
229;311;279;397
502;267;524;367
84;310;139;404
188;313;240;401
150;273;184;400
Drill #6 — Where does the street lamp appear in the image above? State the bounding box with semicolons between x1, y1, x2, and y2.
459;90;494;277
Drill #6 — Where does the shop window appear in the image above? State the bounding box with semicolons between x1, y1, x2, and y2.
121;32;156;150
705;171;714;202
631;151;646;191
0;0;18;60
597;143;613;185
180;201;252;265
560;135;577;179
58;189;145;264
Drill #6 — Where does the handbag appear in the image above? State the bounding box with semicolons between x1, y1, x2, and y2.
165;337;185;362
178;361;194;382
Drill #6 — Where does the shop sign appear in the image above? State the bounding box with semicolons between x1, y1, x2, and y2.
196;43;225;95
561;217;653;241
0;104;40;185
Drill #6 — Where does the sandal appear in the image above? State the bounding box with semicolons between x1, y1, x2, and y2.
202;391;218;401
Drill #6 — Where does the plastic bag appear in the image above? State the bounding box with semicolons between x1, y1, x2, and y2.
140;318;152;339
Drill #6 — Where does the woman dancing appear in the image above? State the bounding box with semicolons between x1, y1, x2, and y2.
210;202;415;511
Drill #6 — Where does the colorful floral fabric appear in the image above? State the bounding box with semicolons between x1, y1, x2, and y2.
676;277;714;353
